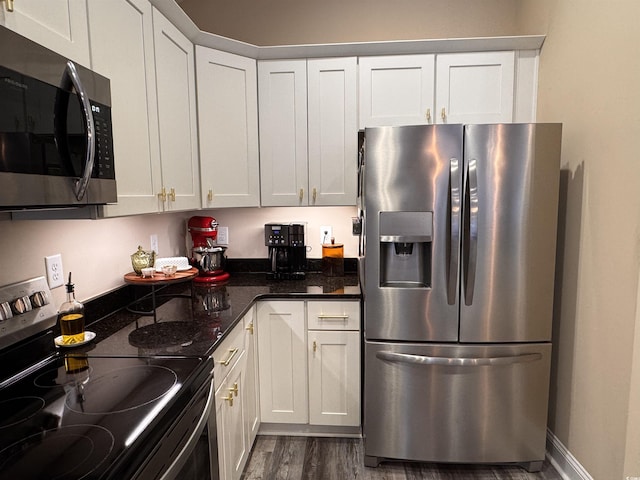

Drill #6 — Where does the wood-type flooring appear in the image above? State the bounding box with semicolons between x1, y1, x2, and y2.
241;436;563;480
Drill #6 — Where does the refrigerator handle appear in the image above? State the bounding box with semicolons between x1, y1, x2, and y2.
447;157;461;305
376;351;542;367
464;158;479;306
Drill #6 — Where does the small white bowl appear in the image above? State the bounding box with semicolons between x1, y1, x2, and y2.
141;267;155;278
162;264;178;277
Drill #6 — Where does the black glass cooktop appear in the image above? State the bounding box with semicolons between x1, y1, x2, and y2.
0;351;206;479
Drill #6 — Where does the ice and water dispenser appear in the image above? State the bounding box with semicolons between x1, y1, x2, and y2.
378;211;433;288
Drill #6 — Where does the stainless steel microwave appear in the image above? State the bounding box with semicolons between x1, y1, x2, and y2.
0;26;116;210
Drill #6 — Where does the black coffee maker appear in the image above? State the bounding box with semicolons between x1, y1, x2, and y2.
265;223;306;280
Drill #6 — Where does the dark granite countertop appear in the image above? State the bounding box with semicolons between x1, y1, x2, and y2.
77;271;360;361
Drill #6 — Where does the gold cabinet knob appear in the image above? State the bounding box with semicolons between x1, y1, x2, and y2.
313;340;317;353
245;322;254;335
4;0;14;12
222;392;234;407
229;382;238;397
441;107;447;121
299;188;304;201
208;189;213;201
312;187;317;203
426;108;431;123
157;187;167;202
169;188;176;202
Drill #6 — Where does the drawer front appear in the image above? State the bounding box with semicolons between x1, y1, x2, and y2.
307;300;360;331
213;322;245;389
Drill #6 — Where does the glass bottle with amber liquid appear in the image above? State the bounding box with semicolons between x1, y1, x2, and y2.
58;273;85;345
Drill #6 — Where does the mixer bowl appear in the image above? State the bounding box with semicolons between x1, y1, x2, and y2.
192;246;226;274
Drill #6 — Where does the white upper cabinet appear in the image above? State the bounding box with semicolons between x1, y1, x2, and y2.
0;0;90;65
258;58;357;207
152;7;200;212
88;0;162;217
258;59;308;207
358;55;435;128
359;51;520;128
196;47;260;208
307;57;358;206
435;51;515;124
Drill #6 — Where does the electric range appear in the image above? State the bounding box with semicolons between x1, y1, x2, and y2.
0;277;213;479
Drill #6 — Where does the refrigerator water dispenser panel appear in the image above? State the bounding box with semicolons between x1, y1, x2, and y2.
379;211;433;288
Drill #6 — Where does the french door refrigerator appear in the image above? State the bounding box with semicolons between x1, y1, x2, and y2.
362;123;562;472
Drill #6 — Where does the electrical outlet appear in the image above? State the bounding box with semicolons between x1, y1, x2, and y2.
217;226;229;245
320;226;332;244
45;254;65;289
150;234;159;254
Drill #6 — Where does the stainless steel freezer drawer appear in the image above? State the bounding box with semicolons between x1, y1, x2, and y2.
363;341;552;470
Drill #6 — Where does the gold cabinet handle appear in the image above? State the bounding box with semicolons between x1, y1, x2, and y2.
317;314;349;319
218;348;239;366
313;340;317;353
299;188;304;201
157;187;167;202
312;187;317;203
4;0;14;12
245;322;254;335
169;188;176;202
222;392;234;407
207;189;213;201
426;108;431;123
441;107;447;122
229;382;238;397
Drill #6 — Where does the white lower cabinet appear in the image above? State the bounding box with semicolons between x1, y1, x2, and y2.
214;310;257;480
308;330;360;426
256;301;308;423
256;299;361;428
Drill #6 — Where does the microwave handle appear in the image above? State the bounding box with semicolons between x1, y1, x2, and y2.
60;61;96;201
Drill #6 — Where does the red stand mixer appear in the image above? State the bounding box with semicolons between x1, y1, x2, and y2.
188;216;229;284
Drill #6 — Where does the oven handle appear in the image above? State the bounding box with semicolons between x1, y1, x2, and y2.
159;376;215;480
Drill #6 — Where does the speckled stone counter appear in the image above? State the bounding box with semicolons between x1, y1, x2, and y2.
77;271;360;360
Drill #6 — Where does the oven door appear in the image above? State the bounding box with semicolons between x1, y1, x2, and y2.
134;369;219;480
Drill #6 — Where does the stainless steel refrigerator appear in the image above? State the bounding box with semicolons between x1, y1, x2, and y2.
362;123;562;472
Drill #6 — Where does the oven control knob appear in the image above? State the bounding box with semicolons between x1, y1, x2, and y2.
0;302;12;321
30;291;49;308
12;295;33;315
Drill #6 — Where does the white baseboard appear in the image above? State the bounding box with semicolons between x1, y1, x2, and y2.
546;429;593;480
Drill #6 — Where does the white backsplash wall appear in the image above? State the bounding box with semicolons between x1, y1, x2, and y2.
200;206;359;259
0;211;196;306
0;206;358;305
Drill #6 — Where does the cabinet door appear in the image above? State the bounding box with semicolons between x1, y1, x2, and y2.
308;330;360;426
243;307;260;444
308;57;358;206
435;51;515;124
196;47;260;208
256;301;308;423
215;379;230;480
0;0;90;65
359;55;435;129
258;60;308;206
152;8;200;211
89;0;162;217
216;350;249;480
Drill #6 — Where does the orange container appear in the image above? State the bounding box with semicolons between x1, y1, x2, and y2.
322;241;344;277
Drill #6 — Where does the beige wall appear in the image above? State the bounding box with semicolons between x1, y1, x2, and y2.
518;1;640;478
179;0;521;45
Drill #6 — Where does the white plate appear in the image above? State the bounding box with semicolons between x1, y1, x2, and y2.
54;331;96;348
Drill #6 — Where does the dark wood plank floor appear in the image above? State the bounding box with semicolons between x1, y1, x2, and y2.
241;436;563;480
